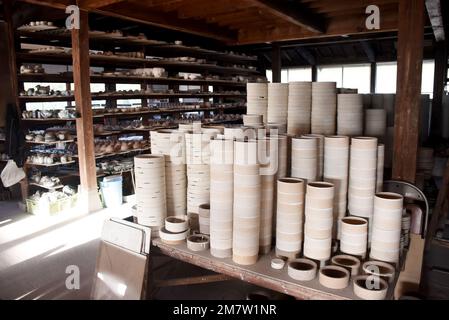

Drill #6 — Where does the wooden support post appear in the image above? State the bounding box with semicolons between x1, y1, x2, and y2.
71;10;102;213
272;44;281;83
370;62;377;94
392;0;425;184
430;41;448;137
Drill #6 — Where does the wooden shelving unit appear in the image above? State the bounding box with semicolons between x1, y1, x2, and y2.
15;20;257;201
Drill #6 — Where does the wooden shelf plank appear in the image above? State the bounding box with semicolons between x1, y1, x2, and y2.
25;160;76;167
18;92;246;103
152;239;397;300
17;53;260;75
18;73;248;87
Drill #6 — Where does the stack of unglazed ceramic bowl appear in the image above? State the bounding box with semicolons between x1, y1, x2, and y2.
291;137;318;183
323;136;350;238
376;144;385;193
134;154;167;236
258;137;277;254
337;94;364;136
311;82;337;135
287;82;312;135
370;192;403;264
340;216;368;258
276;134;288;179
304;182;335;261
233;140;261;265
365;109;387;141
348;137;378;237
150;129;186;216
267;83;289;126
243;114;264;127
185;129;219;214
303;134;324;180
209;138;234;258
247;83;268;123
276;178;305;259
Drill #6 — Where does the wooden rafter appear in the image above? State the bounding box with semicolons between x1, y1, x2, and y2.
78;0;127;9
425;0;445;41
247;0;326;33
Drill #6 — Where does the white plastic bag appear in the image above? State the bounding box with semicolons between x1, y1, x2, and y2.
1;160;26;187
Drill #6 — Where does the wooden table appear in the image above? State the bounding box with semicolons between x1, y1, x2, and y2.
152;239;397;300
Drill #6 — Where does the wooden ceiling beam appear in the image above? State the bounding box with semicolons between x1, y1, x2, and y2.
237;9;399;45
78;0;127;9
425;0;445;41
247;0;326;33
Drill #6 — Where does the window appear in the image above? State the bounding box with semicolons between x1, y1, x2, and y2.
342;64;371;93
266;67;312;83
376;62;397;94
421;60;435;97
317;66;343;87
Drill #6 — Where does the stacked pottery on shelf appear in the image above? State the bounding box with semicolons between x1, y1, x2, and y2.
337;94;364;136
267;83;289;127
276;178;305;259
348;137;378;241
376;144;385;192
258;137;278;254
370;192;404;264
365;109;387;141
287;82;312;135
340;216;368;258
247;83;268;123
417;147;434;177
323;136;350;238
233;140;261;265
134;154;167;237
303;134;324;180
291;137;318;183
311;82;337;135
303;182;335;262
150;129;186;217
209;138;234;258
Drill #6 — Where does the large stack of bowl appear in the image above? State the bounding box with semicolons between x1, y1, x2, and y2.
303;134;324;180
291;137;318;183
337;94;364;136
247;83;268;123
348;137;378;242
150;129;186;217
303;182;335;262
311;82;337;135
276;178;305;259
258;136;278;254
209;138;234;258
267;83;289;127
370;192;404;264
323;136;350;238
287;82;312;135
233;140;261;265
185;128;220;217
134;154;167;237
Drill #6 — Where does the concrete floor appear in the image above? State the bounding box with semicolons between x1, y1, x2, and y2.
0;201;276;300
